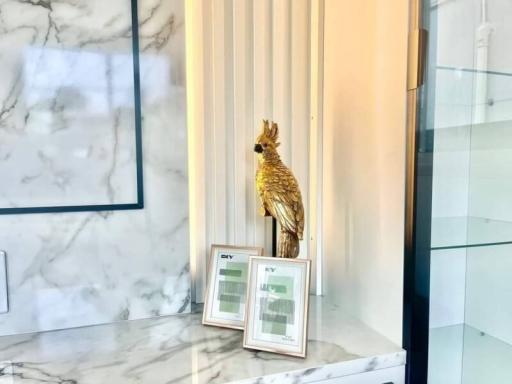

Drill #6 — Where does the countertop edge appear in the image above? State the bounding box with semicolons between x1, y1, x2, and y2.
226;349;407;384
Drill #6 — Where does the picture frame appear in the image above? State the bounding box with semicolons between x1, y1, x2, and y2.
202;244;263;330
0;0;143;215
243;256;311;358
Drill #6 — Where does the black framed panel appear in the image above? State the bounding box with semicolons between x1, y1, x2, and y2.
403;0;436;383
0;0;143;215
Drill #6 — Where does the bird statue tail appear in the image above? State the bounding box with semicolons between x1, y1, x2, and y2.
278;230;300;258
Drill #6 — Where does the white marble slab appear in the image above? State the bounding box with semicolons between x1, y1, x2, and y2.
0;0;190;336
0;296;405;383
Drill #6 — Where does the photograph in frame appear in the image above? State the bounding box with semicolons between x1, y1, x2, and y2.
243;256;311;358
202;245;264;330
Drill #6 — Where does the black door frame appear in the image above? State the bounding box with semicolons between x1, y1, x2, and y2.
402;0;435;383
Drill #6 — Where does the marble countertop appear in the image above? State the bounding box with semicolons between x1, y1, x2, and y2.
0;296;405;384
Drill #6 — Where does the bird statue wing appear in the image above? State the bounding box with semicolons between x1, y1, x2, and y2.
262;170;304;240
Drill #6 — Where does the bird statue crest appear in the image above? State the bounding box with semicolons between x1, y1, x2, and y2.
254;120;304;258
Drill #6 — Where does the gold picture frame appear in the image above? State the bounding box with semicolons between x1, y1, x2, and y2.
243;256;311;358
202;244;263;330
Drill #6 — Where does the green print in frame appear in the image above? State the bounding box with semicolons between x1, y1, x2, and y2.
243;256;311;358
203;245;263;330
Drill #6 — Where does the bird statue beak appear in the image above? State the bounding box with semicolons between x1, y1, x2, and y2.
254;144;264;153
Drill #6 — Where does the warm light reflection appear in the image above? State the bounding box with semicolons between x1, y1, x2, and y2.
185;0;203;298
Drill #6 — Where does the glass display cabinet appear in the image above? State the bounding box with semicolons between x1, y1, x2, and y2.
405;0;512;382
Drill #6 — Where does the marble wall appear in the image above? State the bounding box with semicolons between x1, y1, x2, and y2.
0;0;190;336
0;0;140;209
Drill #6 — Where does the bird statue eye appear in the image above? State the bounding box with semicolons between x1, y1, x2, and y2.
262;143;268;148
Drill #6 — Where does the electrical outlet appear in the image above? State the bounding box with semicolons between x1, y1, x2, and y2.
0;251;8;314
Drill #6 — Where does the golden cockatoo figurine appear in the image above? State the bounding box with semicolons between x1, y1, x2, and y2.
254;120;304;258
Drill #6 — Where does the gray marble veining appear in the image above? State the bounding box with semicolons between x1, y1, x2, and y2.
0;297;405;383
0;0;142;208
0;0;190;336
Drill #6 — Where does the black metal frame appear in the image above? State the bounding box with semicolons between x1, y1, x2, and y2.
272;217;277;256
403;1;436;382
0;0;144;215
402;130;434;384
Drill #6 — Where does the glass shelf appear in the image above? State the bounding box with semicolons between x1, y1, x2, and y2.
432;119;512;251
431;216;512;250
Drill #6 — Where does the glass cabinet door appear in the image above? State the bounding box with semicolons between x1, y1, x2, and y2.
405;0;512;383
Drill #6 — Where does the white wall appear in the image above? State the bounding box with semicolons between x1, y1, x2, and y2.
429;249;467;328
428;325;464;384
428;0;475;331
465;244;512;345
463;0;512;345
322;0;408;345
186;0;316;303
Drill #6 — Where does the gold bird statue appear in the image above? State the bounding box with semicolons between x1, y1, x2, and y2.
254;120;304;258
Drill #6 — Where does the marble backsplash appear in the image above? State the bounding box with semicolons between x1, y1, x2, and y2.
0;0;140;209
0;0;190;335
